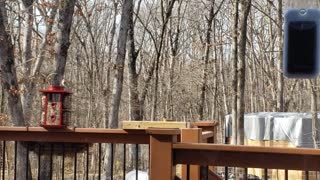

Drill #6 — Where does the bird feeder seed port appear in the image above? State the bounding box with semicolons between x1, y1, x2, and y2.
40;86;72;128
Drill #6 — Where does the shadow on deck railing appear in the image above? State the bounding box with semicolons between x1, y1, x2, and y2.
0;122;318;180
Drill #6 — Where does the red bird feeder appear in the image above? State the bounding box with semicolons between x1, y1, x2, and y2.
40;86;72;128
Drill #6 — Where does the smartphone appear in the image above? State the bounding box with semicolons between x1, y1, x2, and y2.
283;9;320;78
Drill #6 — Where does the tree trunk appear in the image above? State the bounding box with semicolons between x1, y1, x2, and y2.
236;0;251;145
0;88;4;114
151;0;176;121
168;51;177;120
52;0;77;86
21;0;58;125
235;1;251;179
108;0;131;129
309;80;319;149
20;0;34;122
276;0;284;112
0;3;30;180
199;1;215;121
168;2;182;120
32;1;58;76
231;0;239;145
105;0;132;178
104;68;111;127
127;0;143;171
266;2;277;112
41;1;76;179
104;0;118;128
127;0;142;121
219;33;229;115
0;3;25;127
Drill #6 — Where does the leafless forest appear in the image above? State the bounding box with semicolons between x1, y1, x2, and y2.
0;0;318;143
0;0;320;179
1;0;320;137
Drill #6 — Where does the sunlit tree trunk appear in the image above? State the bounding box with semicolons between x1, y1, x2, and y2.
167;1;182;120
52;0;77;86
104;0;118;128
128;0;142;121
127;0;143;171
236;0;251;145
198;0;224;121
235;1;251;179
0;2;29;179
20;0;34;122
151;0;176;121
276;0;284;112
105;0;132;178
218;28;229;116
309;80;319;149
199;1;215;121
231;0;239;145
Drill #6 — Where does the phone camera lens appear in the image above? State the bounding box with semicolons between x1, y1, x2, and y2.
299;9;307;16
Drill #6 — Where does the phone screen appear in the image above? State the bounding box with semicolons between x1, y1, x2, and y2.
287;21;317;74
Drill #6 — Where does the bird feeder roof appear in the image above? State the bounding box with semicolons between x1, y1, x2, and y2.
39;86;72;94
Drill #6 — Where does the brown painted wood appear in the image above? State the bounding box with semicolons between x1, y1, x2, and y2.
192;121;219;128
0;131;149;144
0;127;181;144
193;122;217;175
173;143;320;171
192;121;218;143
146;128;181;135
181;129;202;143
150;134;177;180
0;127;29;131
122;121;188;129
201;131;214;141
173;143;320;155
209;170;223;180
0;127;160;144
181;129;202;180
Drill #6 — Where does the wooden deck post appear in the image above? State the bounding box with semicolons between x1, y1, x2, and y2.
192;121;218;143
149;129;178;180
191;121;220;179
181;128;202;180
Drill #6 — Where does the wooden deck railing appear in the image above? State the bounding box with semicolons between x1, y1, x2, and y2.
173;143;320;170
0;126;176;144
0;124;319;180
0;127;180;180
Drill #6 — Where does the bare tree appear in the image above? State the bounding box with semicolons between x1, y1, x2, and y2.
52;0;77;86
150;0;177;121
309;80;319;149
0;1;30;179
41;0;76;179
236;0;251;145
276;0;284;112
167;1;184;120
20;0;34;122
105;0;132;178
108;0;131;129
127;0;142;121
231;0;239;145
105;2;118;126
234;1;251;178
32;0;59;77
198;0;224;120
